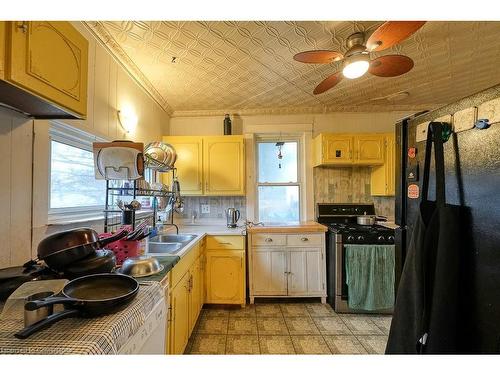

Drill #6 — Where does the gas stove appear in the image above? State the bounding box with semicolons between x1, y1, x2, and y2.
328;223;395;245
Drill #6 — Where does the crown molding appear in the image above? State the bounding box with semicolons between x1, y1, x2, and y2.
83;21;174;116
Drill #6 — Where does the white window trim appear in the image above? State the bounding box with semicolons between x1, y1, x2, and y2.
255;135;303;223
47;121;108;224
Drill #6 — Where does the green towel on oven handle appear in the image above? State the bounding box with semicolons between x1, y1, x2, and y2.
344;244;395;311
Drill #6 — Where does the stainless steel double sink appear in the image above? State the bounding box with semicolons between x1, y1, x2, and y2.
147;234;198;255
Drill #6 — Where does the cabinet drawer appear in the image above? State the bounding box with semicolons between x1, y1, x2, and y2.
206;235;244;250
286;234;323;247
251;233;286;247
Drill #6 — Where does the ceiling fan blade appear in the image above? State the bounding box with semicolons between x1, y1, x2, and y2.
313;72;343;95
366;21;426;51
294;50;344;64
369;55;414;77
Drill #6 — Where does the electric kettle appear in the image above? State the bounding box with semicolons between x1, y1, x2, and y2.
225;208;240;228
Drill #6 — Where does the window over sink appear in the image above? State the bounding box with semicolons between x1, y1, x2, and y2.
256;138;301;223
48;122;106;223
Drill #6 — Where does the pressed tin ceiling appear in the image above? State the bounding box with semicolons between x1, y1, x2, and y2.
84;21;500;116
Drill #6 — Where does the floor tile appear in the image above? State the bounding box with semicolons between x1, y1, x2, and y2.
196;316;229;334
259;335;296;354
228;317;258;335
340;315;385;335
280;303;309;317
201;307;230;318
312;316;351;335
229;305;256;318
188;334;226;354
285;316;320;335
357;335;389;354
305;303;337;317
257;316;289;335
291;335;331;354
255;304;283;317
226;335;260;354
370;316;392;335
324;335;368;354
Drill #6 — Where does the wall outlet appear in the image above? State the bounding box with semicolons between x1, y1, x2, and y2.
201;204;210;214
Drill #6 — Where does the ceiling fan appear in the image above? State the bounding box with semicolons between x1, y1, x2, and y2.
293;21;426;95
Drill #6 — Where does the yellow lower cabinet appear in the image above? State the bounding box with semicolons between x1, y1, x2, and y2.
188;257;202;334
206;250;245;305
169;272;190;354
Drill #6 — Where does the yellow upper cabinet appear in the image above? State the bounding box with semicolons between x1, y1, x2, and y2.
162;136;203;195
354;135;384;165
5;21;88;118
203;136;245;196
371;133;396;196
313;133;384;167
162;135;245;196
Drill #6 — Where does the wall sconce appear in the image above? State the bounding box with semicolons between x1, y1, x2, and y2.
118;107;138;133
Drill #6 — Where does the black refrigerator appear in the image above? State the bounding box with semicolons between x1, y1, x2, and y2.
394;86;500;352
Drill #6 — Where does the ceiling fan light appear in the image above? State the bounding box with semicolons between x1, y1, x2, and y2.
343;59;369;79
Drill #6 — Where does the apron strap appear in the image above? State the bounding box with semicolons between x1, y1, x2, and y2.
421;122;447;206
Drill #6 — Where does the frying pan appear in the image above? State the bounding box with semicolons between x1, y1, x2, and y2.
38;228;128;271
63;250;117;279
15;273;139;339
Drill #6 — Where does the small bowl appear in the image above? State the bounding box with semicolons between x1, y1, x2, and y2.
118;255;164;278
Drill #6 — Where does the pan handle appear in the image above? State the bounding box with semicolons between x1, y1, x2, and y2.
15;309;80;339
25;296;79;311
98;229;129;247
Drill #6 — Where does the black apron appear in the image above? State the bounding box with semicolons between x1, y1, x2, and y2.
386;122;465;354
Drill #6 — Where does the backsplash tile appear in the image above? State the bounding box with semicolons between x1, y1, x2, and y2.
314;167;395;219
174;196;247;221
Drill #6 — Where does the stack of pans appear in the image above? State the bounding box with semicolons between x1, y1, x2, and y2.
37;228;128;279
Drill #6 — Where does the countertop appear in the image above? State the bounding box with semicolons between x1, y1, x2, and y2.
246;221;328;233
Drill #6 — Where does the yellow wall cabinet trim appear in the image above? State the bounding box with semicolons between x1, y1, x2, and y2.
162;135;245;196
313;133;385;167
4;21;88;118
371;133;396;196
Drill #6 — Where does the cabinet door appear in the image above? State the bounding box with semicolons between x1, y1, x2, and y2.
162;136;203;195
252;249;287;295
170;272;190;354
188;257;202;334
287;249;324;296
323;135;353;164
354;135;384;165
203;136;245;195
7;21;88;117
0;22;5;79
206;250;245;304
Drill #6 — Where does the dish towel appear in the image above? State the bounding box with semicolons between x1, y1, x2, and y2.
345;244;395;311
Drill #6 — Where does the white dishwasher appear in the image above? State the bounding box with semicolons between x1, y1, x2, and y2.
119;282;169;355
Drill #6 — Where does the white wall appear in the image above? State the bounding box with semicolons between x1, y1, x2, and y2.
0;22;170;267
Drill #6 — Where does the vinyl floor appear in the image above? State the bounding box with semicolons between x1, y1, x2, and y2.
184;301;390;355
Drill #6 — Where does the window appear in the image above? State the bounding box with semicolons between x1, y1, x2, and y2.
49;122;106;222
256;138;301;223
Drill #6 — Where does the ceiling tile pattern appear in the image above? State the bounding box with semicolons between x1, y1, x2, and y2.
84;21;500;116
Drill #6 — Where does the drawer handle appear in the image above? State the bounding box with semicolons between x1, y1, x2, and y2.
301;237;309;242
219;242;231;245
265;238;273;242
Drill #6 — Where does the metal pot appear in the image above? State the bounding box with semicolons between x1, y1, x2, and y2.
357;215;376;226
37;228;128;271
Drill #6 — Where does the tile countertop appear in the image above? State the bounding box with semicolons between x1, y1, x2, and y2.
246;221;328;233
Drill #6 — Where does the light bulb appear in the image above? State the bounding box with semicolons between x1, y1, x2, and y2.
342;60;369;79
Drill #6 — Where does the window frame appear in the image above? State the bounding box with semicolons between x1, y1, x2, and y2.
47;121;108;224
255;135;303;223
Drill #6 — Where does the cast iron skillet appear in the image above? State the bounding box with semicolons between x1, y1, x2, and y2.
63;250;117;279
15;273;139;339
37;228;128;271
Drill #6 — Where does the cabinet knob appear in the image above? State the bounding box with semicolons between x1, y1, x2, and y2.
300;237;309;242
265;238;273;242
17;22;28;33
